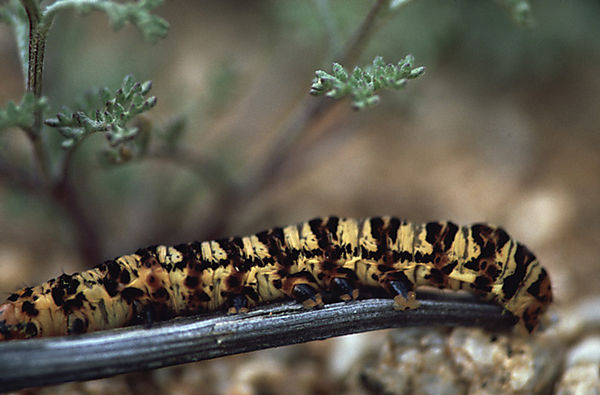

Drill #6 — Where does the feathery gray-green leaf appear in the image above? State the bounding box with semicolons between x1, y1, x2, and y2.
45;75;157;155
43;0;169;42
310;55;425;110
0;93;48;131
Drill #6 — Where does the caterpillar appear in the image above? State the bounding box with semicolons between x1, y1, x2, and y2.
0;217;552;340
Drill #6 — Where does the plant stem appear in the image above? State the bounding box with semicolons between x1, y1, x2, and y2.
248;0;390;192
201;0;391;239
338;0;388;65
251;0;390;193
20;0;50;183
18;1;102;265
0;294;514;391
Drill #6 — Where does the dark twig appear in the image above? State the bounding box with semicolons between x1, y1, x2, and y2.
0;293;514;392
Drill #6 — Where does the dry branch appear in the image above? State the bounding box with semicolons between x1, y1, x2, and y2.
0;292;514;391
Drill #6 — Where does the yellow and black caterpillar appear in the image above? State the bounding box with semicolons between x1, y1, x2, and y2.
0;217;552;340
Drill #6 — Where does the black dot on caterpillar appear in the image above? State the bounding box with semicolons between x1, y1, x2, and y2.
0;217;552;340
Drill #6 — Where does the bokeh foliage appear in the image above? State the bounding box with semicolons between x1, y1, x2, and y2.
0;0;599;272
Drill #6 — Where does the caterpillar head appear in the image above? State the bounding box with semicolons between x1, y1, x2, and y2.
0;302;40;340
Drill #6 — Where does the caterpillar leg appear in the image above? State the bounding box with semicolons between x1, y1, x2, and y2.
292;284;322;308
227;294;249;314
128;302;175;328
320;265;360;301
390;280;420;310
66;313;90;335
138;304;156;328
221;280;255;315
331;277;359;301
282;271;323;308
307;257;360;302
379;271;420;310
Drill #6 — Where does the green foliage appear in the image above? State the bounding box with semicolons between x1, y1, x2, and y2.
44;0;169;42
45;75;157;158
310;55;425;110
1;0;167;90
0;93;49;131
2;0;569;271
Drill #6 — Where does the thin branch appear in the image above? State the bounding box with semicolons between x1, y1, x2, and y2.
337;0;388;65
201;0;391;239
20;0;50;183
249;0;390;194
14;3;103;265
0;293;515;392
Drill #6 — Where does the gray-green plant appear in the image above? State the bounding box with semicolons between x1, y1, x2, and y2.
0;0;536;266
0;0;168;263
310;55;425;110
46;76;156;160
0;0;166;167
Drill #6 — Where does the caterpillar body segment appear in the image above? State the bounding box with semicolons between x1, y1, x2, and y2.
0;217;552;340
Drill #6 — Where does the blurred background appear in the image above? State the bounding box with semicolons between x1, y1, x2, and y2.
0;0;599;393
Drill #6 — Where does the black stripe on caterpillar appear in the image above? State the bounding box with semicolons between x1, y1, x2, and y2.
0;216;552;340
